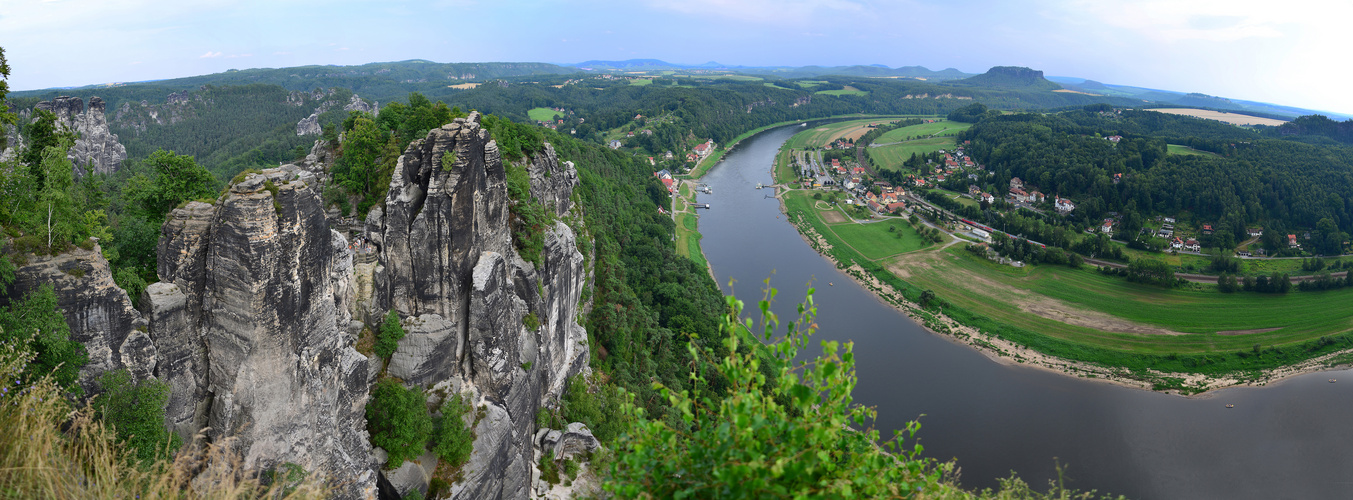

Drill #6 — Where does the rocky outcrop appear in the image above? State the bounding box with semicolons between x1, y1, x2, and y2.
296;93;376;136
373;113;590;499
3;244;148;394
146;170;375;498
34;96;128;176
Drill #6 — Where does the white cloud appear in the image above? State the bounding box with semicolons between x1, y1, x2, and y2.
200;51;223;58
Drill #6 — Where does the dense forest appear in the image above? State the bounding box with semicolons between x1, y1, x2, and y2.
956;106;1353;255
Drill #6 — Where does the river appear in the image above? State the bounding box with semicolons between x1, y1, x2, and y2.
696;124;1353;500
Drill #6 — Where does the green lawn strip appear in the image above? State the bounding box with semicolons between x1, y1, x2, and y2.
875;120;972;143
783;190;1353;375
527;107;563;122
676;212;707;270
630;79;653;86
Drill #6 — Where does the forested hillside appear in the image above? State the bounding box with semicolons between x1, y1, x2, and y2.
957;107;1353;254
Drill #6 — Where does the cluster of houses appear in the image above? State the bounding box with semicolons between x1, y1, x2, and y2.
1004;176;1077;214
861;183;907;214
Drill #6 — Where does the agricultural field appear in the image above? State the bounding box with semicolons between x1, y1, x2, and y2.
629;78;653;86
764;82;794;90
875;120;972;143
869;137;957;171
527;107;563;122
783;117;914;150
1167;144;1219;157
891;245;1353;355
1150;108;1287;126
815;85;868;96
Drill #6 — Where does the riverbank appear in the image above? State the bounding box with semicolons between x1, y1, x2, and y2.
766;158;1353;396
682;114;921;180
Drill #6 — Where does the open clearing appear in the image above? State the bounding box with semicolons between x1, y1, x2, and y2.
1167;144;1219;157
1053;89;1099;96
816;85;868;96
447;83;480;89
527;107;563;122
1150;108;1288;126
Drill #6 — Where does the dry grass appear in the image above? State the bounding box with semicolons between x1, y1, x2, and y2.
1150;108;1287;126
447;83;480;90
0;341;331;499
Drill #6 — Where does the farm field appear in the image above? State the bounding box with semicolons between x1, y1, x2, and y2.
1150;108;1287;126
816;85;868;96
875;120;972;143
783;116;920;150
629;78;653;86
527;107;563;121
1167;144;1219;157
891;245;1353;355
869;137;956;170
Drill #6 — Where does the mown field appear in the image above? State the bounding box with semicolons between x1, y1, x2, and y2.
875;120;972;143
815;86;869;96
893;246;1353;355
527;107;563;121
869;137;956;171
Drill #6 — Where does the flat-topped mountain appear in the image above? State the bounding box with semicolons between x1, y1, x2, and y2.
956;66;1062;90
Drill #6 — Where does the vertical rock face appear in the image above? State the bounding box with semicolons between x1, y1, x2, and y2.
4;244;148;395
376;113;590;499
33;96;128;176
148;170;375;498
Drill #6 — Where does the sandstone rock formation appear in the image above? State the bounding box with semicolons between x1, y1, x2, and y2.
296;93;377;135
3;244;147;395
147;171;376;498
34;96;128;176
8;111;591;500
372;113;590;499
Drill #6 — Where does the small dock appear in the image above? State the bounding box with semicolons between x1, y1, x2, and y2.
694;203;711;209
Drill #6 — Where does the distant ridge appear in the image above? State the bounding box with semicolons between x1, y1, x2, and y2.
956;66;1061;90
564;59;973;80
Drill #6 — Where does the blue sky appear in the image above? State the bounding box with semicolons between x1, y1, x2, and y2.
3;0;1349;115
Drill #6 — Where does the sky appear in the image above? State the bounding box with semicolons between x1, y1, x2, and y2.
2;0;1350;115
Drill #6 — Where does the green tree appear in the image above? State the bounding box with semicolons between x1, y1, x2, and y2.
375;310;405;359
126;150;217;221
0;284;88;390
92;369;180;464
334;113;395;215
0;46;14;149
37;143;77;251
366;379;433;468
606;288;957;498
430;394;474;468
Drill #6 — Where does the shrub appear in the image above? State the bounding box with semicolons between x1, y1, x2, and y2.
0;284;87;390
92;369;180;464
431;394;474;469
375;310;405;359
366;379;432;469
522;312;540;331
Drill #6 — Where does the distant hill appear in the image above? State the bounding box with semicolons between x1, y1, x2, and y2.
955;66;1062;90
